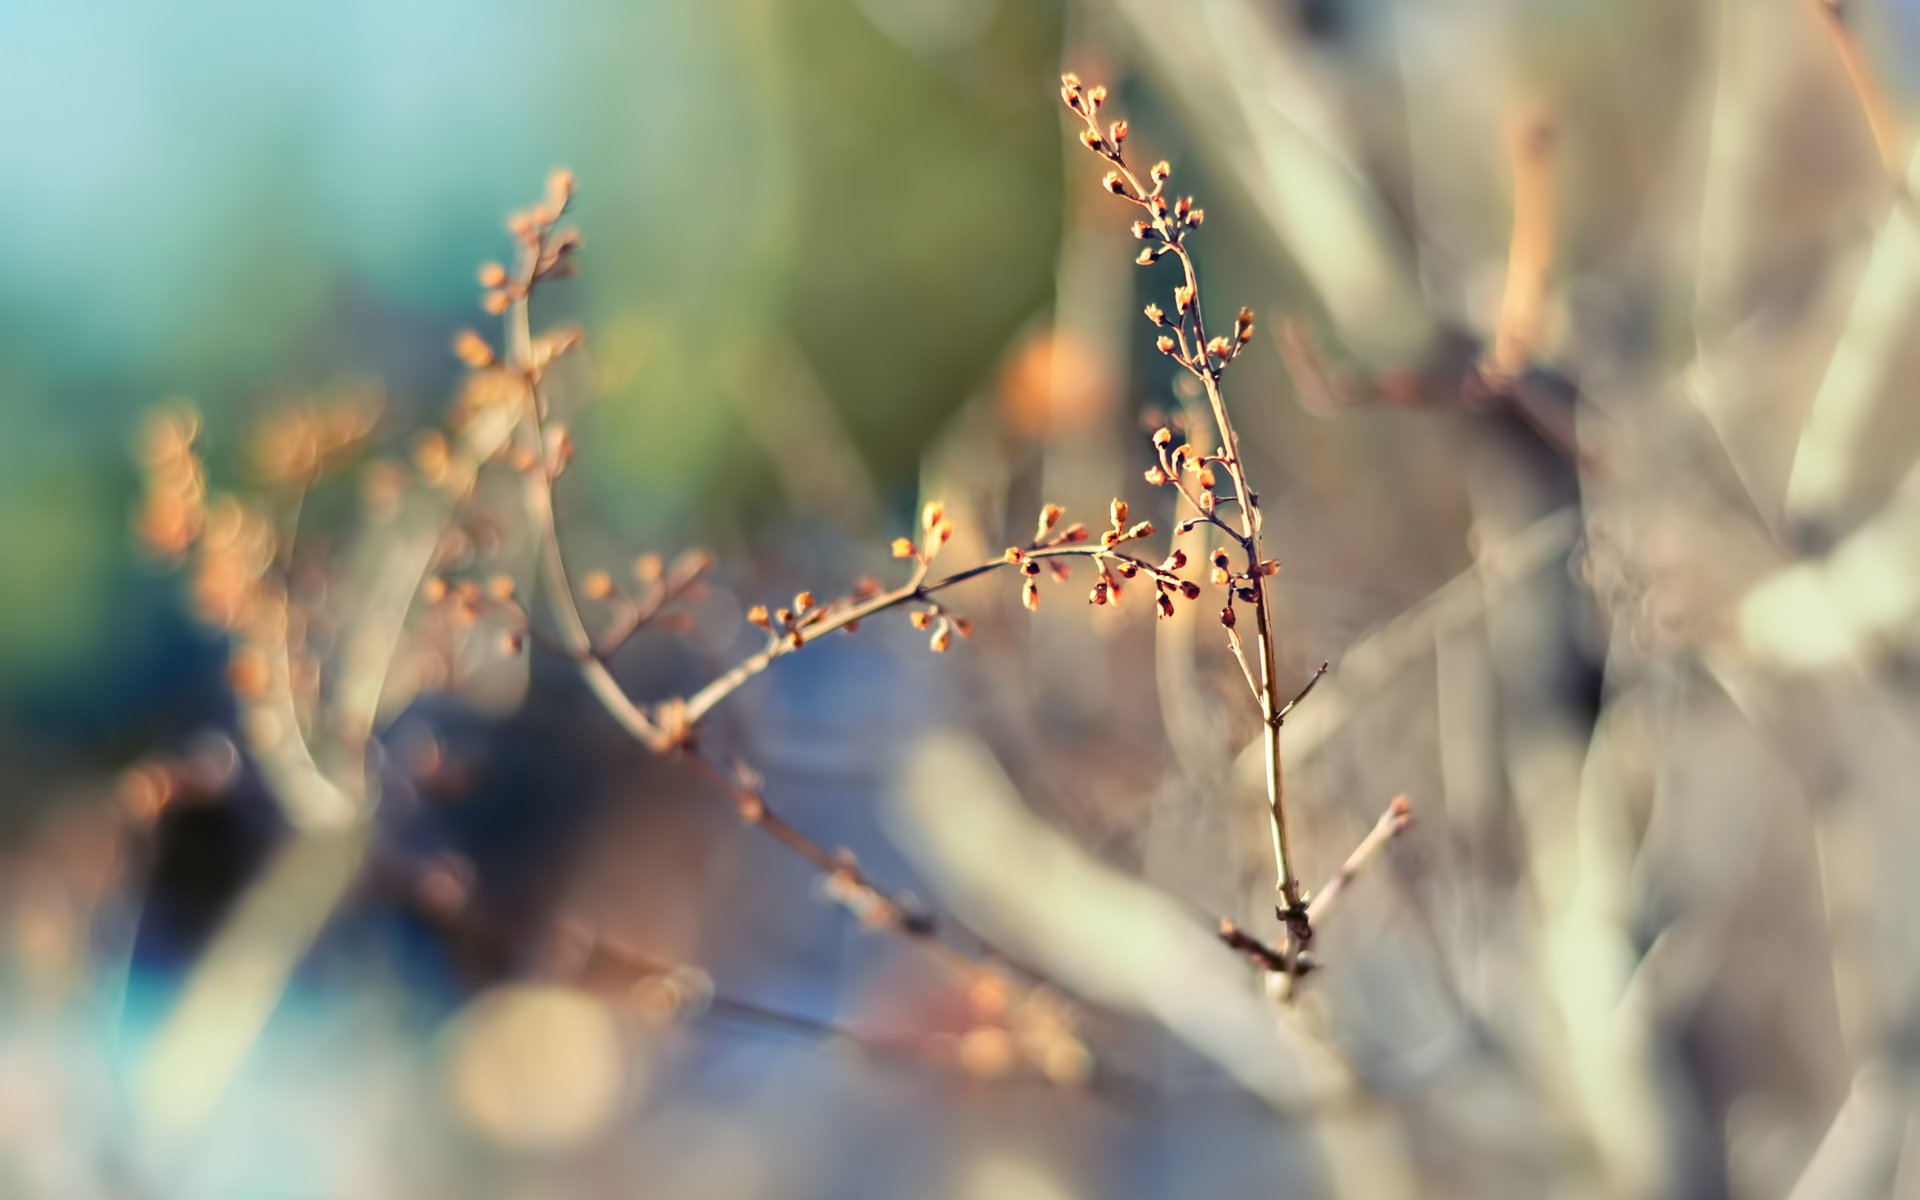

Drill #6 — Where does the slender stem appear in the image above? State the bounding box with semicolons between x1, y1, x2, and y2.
1067;89;1312;963
509;285;671;752
680;542;1174;727
1306;795;1413;926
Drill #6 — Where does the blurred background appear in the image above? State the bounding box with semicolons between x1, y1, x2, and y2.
7;0;1920;1195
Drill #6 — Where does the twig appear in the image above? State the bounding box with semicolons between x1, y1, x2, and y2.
679;540;1177;728
1276;661;1330;725
1306;794;1414;928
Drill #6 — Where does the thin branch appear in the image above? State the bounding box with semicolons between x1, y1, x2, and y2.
1276;661;1330;725
1306;794;1414;927
678;541;1175;728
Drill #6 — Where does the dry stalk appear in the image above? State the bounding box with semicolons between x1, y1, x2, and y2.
1059;74;1360;973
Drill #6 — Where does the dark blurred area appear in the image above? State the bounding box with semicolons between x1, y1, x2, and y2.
8;0;1920;1197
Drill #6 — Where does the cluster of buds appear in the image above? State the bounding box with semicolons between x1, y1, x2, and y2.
247;389;382;487
955;975;1092;1086
908;603;973;654
479;169;581;317
747;587;824;650
1211;546;1282;630
1062;76;1255;384
134;406;208;560
889;500;958;570
1003;502;1090;612
1144;424;1237;517
423;570;530;657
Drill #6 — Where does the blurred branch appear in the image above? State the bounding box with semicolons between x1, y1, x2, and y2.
1488;107;1557;381
1809;0;1906;180
1788;3;1920;530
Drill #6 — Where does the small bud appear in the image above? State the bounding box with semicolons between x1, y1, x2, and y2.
423;576;449;603
921;500;944;532
1197;465;1217;489
1221;604;1237;628
1151;160;1171;184
1152;426;1173;447
1110;499;1128;527
453;330;494;369
1003;547;1024;563
1126;520;1155;540
1180;580;1201;600
1089;84;1107;108
1187;207;1204;228
1136;245;1167;265
910;610;932;630
1155;334;1177;356
1022;577;1040;611
1211;566;1231;586
747;605;771;628
582;570;613;600
1211;548;1231;569
1162;549;1187;570
634;553;664;583
1037;503;1064;539
1089;580;1108;605
794;590;814;612
546;167;576;208
1103;171;1126;195
1080;129;1104;153
487;573;516;601
1021;559;1041;577
1061;523;1090;543
929;622;952;653
1237;586;1258;603
478;262;508;288
774;608;794;626
1101;529;1121;548
1261;560;1281;576
1235;306;1255;344
1157;591;1176;619
1175;195;1192;220
891;537;917;559
1144;303;1165;326
1207;336;1233;359
1174;285;1194;314
1144;466;1167;486
1108;119;1128;145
